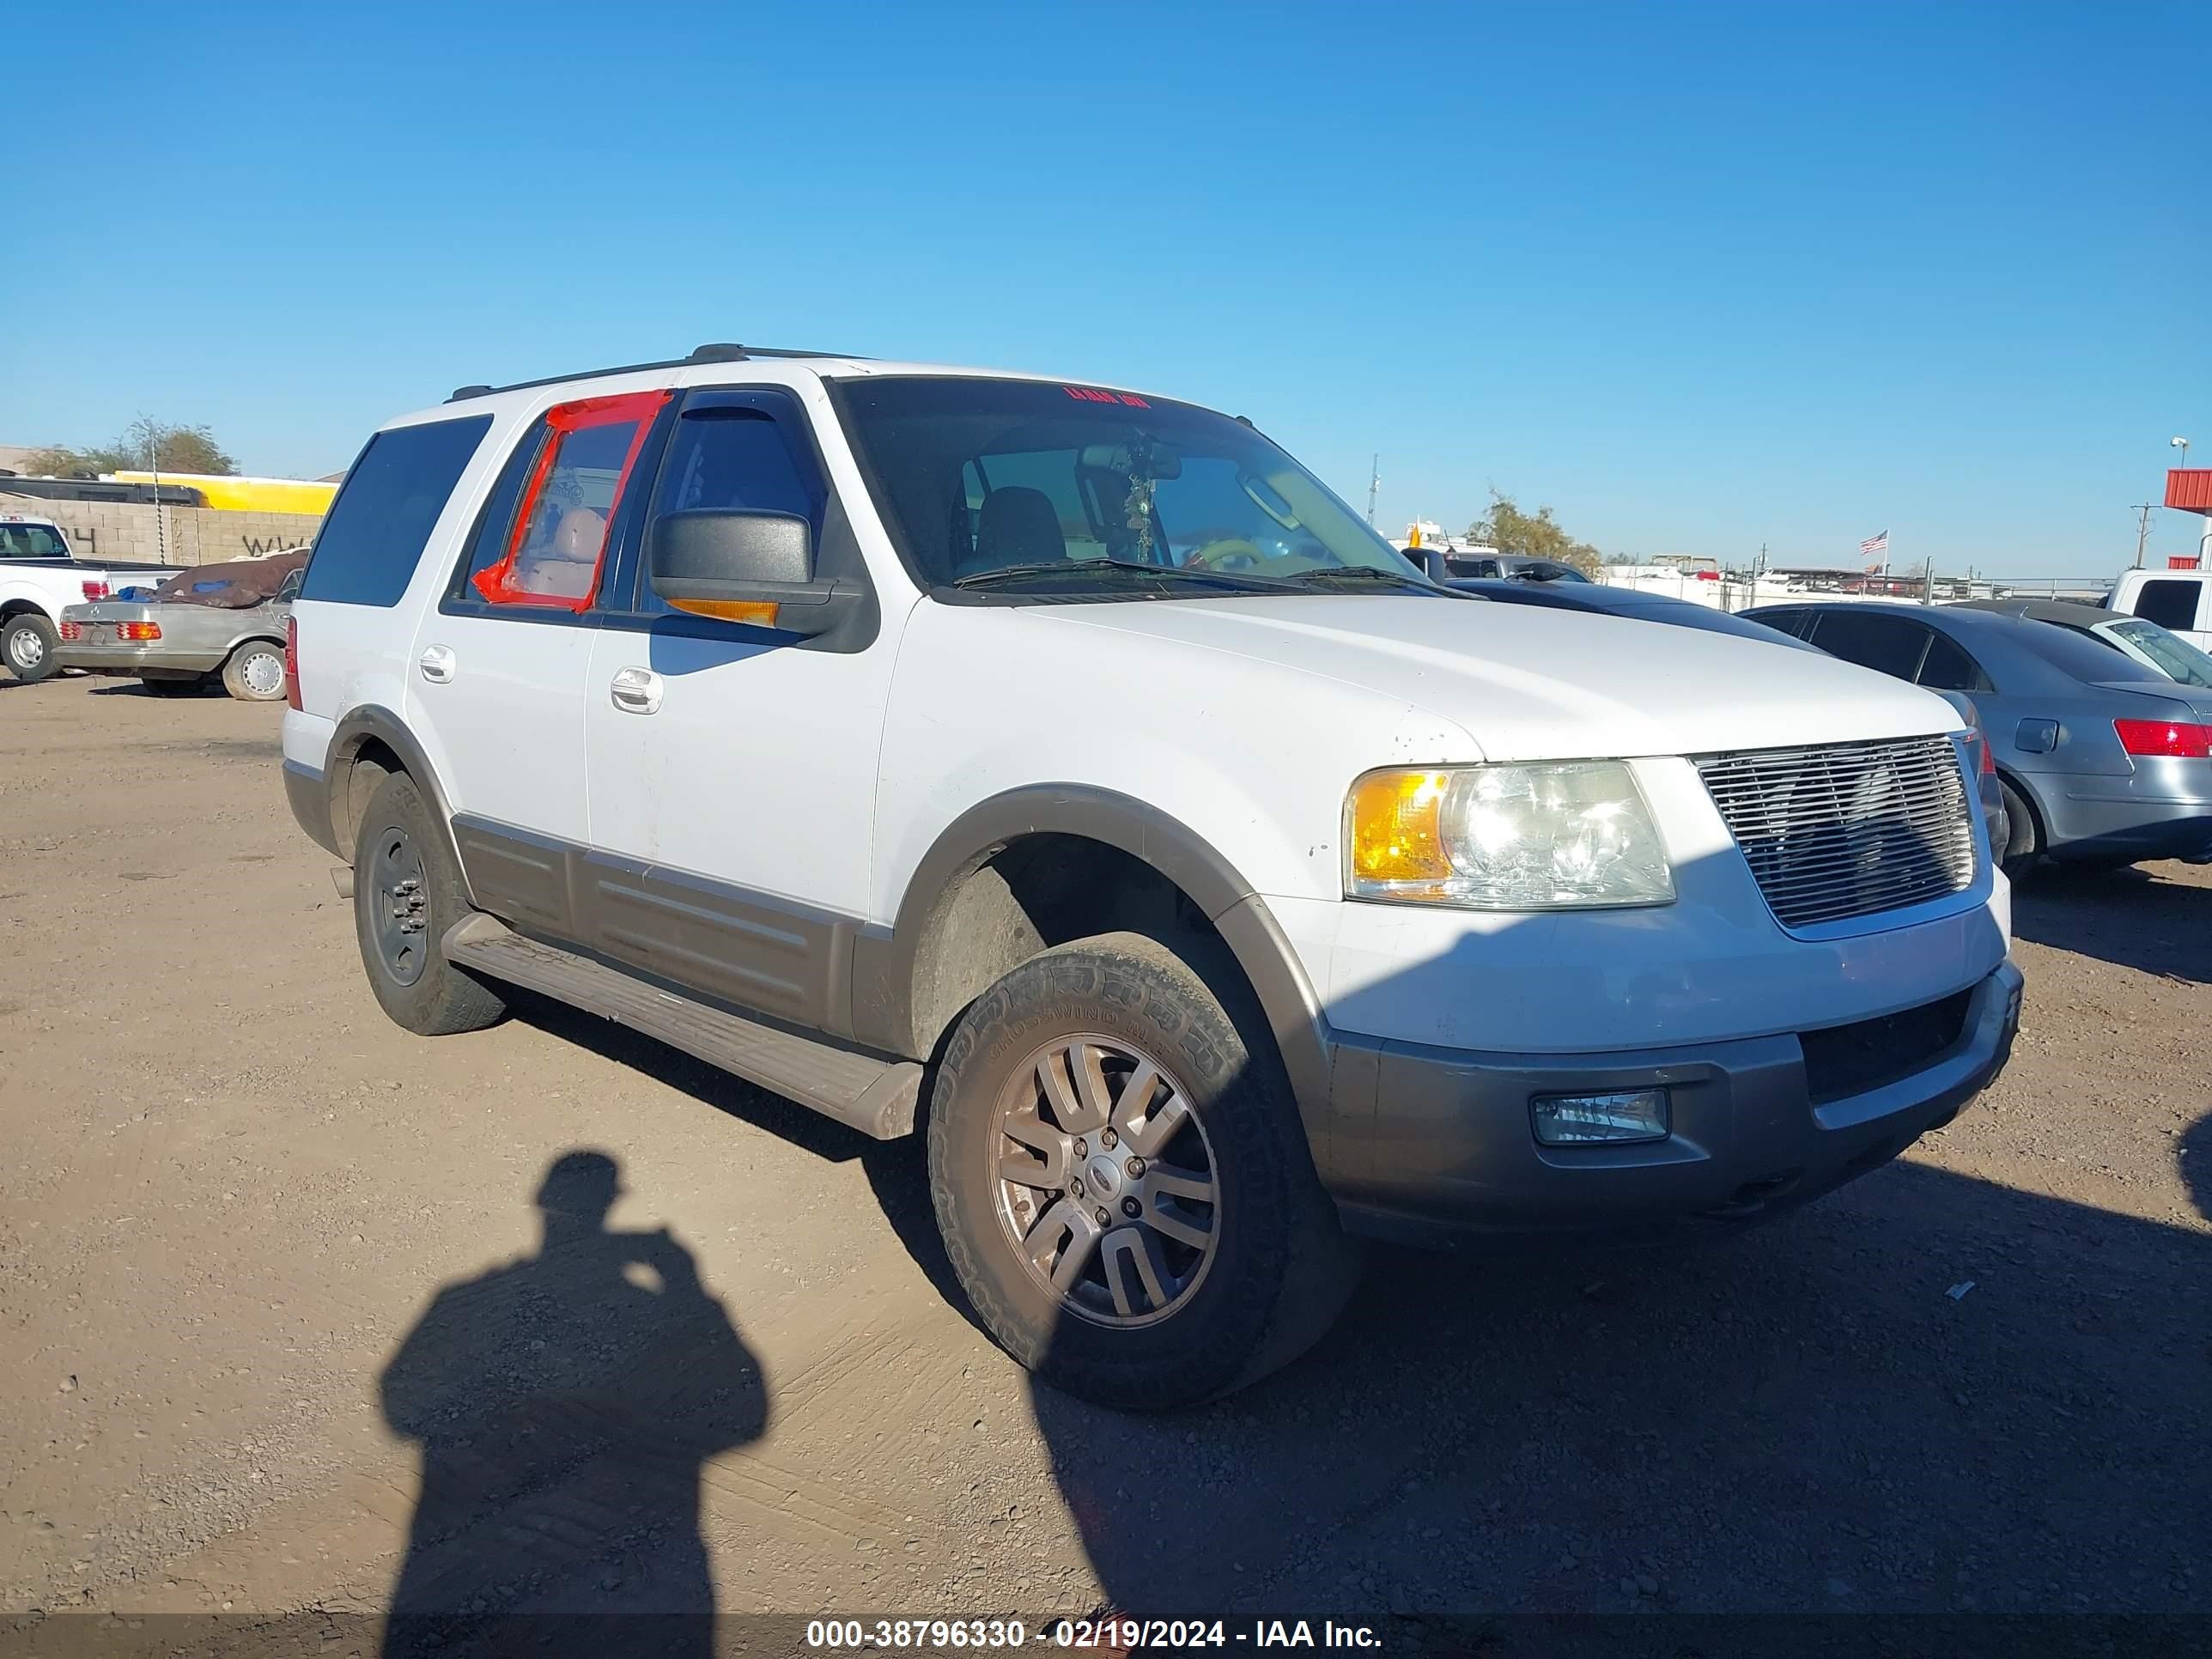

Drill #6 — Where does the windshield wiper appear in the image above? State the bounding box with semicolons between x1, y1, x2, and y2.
1283;566;1441;593
952;559;1283;592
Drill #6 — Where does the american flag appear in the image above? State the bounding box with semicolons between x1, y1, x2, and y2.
1859;529;1889;558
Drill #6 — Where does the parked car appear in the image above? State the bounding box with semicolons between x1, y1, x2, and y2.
2104;567;2212;651
1450;579;2008;847
1;511;183;682
1744;600;2212;873
284;345;2020;1408
1416;549;1590;582
58;562;303;701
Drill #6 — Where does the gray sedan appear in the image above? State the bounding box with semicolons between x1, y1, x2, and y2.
57;568;298;702
1743;600;2212;873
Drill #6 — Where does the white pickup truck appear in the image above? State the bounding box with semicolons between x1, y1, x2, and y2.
0;513;183;682
2105;567;2212;653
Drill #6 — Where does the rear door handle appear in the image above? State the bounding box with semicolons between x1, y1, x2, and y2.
611;665;663;714
418;645;456;684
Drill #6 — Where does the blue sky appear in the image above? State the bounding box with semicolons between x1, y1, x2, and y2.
3;2;2206;574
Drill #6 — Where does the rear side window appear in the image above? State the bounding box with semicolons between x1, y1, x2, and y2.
1746;607;1810;637
300;416;491;606
2130;578;2202;632
471;391;668;611
1808;611;1929;680
0;522;69;558
1916;631;1992;693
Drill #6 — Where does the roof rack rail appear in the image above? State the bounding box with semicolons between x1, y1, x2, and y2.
444;343;867;403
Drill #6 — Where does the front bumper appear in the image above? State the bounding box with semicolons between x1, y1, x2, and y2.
1323;958;2023;1244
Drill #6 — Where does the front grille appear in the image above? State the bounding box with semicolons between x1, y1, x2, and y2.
1697;735;1975;929
1800;988;1973;1103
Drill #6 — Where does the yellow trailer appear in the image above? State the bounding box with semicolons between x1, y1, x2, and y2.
108;472;338;514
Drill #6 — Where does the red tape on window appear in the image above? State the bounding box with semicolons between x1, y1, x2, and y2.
471;389;671;611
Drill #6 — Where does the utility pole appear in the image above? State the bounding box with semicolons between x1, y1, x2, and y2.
143;419;167;567
1366;454;1379;527
2132;501;2158;569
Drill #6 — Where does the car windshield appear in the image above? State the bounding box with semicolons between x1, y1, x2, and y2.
835;376;1432;595
2102;617;2212;688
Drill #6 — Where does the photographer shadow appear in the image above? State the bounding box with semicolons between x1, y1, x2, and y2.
379;1150;766;1656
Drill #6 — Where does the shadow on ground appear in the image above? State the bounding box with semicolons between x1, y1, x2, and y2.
1006;1144;2211;1620
459;975;2209;1625
2012;863;2212;982
378;1150;766;1657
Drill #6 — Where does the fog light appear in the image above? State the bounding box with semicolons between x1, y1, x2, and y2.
1532;1087;1670;1146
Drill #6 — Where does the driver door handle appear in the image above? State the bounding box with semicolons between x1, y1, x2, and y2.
611;665;664;715
418;645;456;684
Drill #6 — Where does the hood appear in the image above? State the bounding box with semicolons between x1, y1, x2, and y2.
1042;595;1960;762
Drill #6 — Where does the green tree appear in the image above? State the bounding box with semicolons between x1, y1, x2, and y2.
20;419;238;479
1464;491;1602;574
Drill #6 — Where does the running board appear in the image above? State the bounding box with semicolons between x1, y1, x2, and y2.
441;914;920;1139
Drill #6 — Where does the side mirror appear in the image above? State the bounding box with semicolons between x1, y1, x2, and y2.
647;509;854;636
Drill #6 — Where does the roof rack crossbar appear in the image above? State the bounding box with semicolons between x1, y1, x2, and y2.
444;343;867;403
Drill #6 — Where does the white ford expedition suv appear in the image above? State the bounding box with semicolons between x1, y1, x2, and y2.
283;345;2022;1407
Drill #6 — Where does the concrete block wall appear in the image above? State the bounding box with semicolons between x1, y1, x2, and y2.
1;495;322;567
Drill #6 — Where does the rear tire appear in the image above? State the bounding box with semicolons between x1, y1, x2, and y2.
1997;778;2041;877
352;772;507;1036
927;932;1358;1411
3;614;60;683
220;639;288;702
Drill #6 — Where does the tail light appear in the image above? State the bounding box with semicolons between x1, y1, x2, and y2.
81;580;111;601
283;615;301;710
113;621;162;641
2114;718;2212;758
59;621;80;641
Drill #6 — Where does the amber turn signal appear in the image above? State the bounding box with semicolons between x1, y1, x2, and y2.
668;596;781;627
1346;769;1454;884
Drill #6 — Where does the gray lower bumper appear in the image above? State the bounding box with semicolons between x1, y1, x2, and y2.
1323;960;2024;1243
284;759;342;859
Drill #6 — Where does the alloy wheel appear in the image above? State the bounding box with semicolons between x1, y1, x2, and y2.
991;1035;1221;1328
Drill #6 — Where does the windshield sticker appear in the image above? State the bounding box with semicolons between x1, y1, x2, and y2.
1063;386;1150;409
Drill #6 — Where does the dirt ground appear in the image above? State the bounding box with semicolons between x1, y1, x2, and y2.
2;674;2207;1638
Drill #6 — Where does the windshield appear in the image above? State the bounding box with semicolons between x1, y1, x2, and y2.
2102;617;2212;688
834;377;1430;594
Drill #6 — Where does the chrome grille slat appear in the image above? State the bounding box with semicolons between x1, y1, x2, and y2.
1696;735;1975;929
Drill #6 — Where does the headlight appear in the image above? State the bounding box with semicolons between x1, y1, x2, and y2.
1345;763;1675;909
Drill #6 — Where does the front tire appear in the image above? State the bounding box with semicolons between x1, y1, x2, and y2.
927;933;1357;1410
352;772;507;1036
3;614;60;683
220;640;288;702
